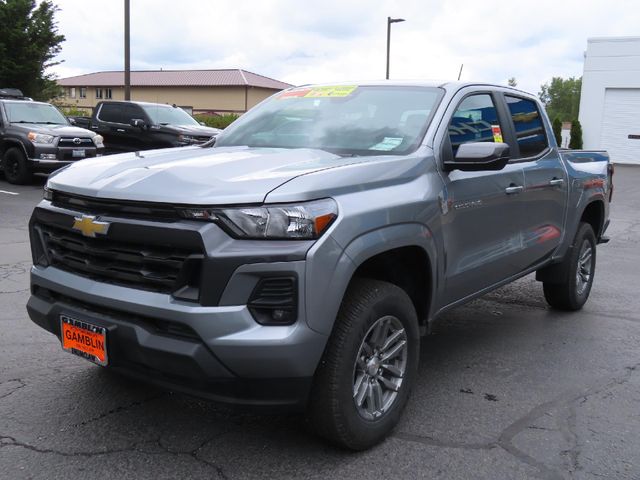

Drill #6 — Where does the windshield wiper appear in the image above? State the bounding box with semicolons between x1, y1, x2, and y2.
11;120;39;124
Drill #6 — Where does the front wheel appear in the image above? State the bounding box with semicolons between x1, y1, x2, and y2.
2;147;32;184
307;278;419;450
543;222;597;311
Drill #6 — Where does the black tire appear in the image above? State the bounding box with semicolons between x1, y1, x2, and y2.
307;278;420;450
2;147;32;184
543;222;597;311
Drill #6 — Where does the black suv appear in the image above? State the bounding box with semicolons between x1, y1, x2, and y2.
85;101;221;154
0;88;104;184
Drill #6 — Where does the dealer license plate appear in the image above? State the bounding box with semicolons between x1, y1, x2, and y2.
72;149;86;158
60;315;108;366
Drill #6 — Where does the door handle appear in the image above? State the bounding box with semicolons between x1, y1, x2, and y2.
505;185;524;195
549;178;565;186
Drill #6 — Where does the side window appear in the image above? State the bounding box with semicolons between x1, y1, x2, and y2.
122;105;145;124
448;94;502;156
505;96;548;158
98;104;124;123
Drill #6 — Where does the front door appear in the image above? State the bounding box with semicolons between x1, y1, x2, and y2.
438;92;526;306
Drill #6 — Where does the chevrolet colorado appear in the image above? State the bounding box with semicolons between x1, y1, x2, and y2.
27;81;612;450
0;89;104;184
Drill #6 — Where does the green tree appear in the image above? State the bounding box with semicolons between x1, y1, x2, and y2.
0;0;65;100
538;76;582;122
552;117;562;147
569;120;583;149
507;77;517;87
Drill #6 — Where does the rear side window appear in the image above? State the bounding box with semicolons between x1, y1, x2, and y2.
98;104;125;123
98;104;145;125
448;94;502;156
505;96;548;158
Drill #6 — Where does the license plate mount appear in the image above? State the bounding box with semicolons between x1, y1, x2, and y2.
72;149;86;158
60;315;108;366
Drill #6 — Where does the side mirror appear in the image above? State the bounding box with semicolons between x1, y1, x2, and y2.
67;117;76;125
199;121;206;126
130;118;146;129
444;142;510;172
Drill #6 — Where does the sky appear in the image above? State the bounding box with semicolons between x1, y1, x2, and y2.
49;0;640;95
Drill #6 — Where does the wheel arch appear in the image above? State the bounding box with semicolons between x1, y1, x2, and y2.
306;223;437;337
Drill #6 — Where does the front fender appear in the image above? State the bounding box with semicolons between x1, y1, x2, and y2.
304;223;438;335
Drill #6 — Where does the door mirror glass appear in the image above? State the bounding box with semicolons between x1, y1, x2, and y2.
130;118;146;129
445;142;510;171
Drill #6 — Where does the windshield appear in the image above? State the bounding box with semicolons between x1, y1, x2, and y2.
143;105;199;126
5;102;68;125
216;85;443;155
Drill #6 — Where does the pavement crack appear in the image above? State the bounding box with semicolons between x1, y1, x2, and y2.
155;431;232;480
393;431;496;451
496;361;640;480
69;392;167;429
0;434;140;458
0;378;26;400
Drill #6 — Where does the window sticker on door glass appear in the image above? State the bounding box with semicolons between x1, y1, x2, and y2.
369;137;403;151
491;125;503;143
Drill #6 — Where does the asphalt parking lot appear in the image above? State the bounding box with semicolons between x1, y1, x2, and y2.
1;166;639;480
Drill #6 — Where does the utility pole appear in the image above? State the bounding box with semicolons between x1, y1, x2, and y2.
386;17;405;80
457;64;464;81
124;0;131;100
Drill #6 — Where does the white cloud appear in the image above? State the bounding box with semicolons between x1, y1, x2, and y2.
50;0;640;95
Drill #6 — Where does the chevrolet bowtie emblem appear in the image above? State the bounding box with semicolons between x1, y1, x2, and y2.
72;215;110;237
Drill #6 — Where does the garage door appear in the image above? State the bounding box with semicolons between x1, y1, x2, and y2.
600;88;640;165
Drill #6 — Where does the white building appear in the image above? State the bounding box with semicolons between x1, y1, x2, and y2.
579;37;640;165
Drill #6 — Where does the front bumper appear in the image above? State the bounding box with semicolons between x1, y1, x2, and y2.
28;145;103;173
28;265;327;408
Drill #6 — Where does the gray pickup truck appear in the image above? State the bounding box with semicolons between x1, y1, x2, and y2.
27;81;612;450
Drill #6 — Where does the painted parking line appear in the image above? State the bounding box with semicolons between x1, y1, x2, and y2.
0;190;19;195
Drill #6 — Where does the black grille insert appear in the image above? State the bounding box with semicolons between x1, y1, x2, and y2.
37;223;202;295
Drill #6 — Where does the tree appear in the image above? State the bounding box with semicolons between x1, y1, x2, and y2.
538;76;582;122
569;120;583;149
507;77;517;87
0;0;65;100
552;117;562;147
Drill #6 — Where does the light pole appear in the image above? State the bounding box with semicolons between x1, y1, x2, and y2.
124;0;131;100
386;17;405;80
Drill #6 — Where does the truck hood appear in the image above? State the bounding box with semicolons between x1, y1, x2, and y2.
11;123;95;137
47;146;359;204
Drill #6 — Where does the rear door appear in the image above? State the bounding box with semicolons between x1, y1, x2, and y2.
436;90;526;306
501;94;568;265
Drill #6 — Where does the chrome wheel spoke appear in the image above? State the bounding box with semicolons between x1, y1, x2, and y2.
381;328;404;352
372;380;384;411
354;374;369;406
380;339;407;362
378;375;400;392
380;363;403;377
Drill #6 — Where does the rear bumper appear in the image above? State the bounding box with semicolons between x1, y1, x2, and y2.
27;265;327;409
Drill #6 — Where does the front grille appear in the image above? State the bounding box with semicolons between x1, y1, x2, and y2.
58;137;95;147
51;191;180;220
37;223;202;294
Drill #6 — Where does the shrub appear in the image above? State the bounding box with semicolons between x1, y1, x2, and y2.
569;119;583;149
194;113;240;130
552;117;562;147
59;106;92;117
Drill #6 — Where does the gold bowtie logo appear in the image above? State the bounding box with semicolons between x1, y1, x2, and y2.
72;215;110;237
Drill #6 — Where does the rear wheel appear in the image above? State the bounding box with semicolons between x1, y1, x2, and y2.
307;278;419;450
2;147;32;184
543;222;597;311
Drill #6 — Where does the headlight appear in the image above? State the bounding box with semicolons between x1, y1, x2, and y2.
93;134;104;148
28;132;55;144
180;198;338;239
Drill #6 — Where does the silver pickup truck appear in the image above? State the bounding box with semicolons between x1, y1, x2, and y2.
27;81;612;450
